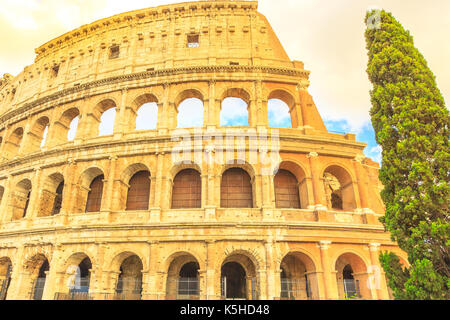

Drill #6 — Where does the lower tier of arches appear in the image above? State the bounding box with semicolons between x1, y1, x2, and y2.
0;236;406;300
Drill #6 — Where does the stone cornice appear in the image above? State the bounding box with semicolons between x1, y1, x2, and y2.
0;65;309;126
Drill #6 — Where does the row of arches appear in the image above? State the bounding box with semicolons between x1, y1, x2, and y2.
0;248;395;300
0;162;356;221
0;87;297;160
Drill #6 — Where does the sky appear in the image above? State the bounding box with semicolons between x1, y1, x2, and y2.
1;0;449;164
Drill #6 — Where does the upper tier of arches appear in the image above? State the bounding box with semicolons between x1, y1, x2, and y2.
0;84;322;162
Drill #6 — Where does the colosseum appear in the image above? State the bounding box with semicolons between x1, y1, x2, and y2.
0;0;406;300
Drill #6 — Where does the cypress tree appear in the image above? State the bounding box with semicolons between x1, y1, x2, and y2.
364;9;449;299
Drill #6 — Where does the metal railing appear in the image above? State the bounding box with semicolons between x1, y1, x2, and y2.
104;292;142;300
31;277;47;300
0;278;11;300
54;292;93;300
279;278;314;300
342;279;361;299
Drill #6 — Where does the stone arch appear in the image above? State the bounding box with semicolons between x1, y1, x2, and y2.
268;89;296;128
274;161;309;209
170;162;202;180
220;88;251;127
279;251;318;300
322;164;357;211
27;116;50;152
37;172;65;217
57;252;93;298
165;251;202;300
221;88;251;105
11;178;32;221
126;170;151;211
333;251;372;300
132;93;159;131
74;167;105;213
171;168;202;209
175;89;204;128
174;88;205;108
4;127;23;159
220;161;256;209
120;163;151;183
220;159;256;180
109;252;144;299
22;253;50;300
219;249;260;300
88;98;117;137
118;163;151;211
0;256;13;300
54;107;80;144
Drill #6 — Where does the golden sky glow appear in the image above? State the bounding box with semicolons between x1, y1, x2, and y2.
0;0;448;132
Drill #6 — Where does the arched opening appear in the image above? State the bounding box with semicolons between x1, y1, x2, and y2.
268;99;291;128
28;117;50;152
0;257;12;300
52;182;64;215
220;88;251;127
268;90;296;128
4;127;23;159
171;169;201;209
12;179;32;220
175;90;204;129
279;252;318;300
342;265;359;299
31;259;49;300
114;255;143;300
221;254;257;300
166;253;200;300
98;107;116;136
221;98;249;127
136;103;158;130
55;108;80;143
67;257;92;299
133;93;159;131
323;165;356;211
85;175;104;213
38;173;64;217
178;262;200;299
221;168;253;208
0;186;4;208
274;169;300;208
335;253;371;300
126;171;150;211
177;98;204;128
67;117;79;141
221;262;246;299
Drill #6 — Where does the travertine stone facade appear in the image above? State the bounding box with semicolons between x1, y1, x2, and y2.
0;1;406;300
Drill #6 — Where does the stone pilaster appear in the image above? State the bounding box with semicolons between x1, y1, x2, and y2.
317;240;338;299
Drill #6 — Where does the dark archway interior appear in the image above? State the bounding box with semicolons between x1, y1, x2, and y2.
342;264;359;298
33;259;49;300
70;257;92;293
178;262;200;296
51;181;64;215
221;262;247;299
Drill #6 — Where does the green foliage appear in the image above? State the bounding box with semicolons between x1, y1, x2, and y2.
365;9;450;299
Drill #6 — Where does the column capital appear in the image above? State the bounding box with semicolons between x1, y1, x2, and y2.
318;240;332;250
108;154;118;161
369;243;381;251
307;152;319;158
353;154;365;163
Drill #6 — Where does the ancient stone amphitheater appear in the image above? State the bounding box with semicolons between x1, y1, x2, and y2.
0;0;406;300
